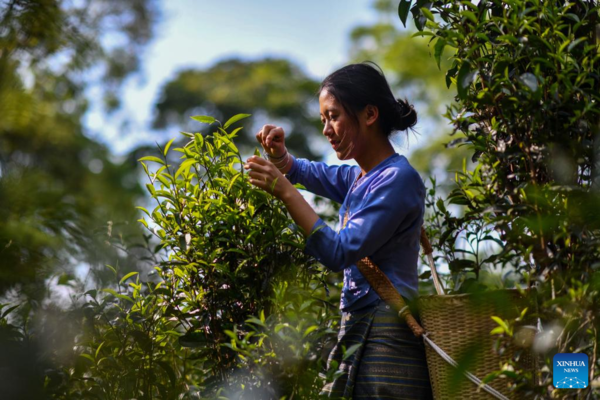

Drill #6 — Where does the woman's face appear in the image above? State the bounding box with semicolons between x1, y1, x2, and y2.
319;89;366;160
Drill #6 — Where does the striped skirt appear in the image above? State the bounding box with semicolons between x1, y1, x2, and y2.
321;300;433;399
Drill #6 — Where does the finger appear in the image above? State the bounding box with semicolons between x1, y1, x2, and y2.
261;125;276;146
246;156;270;167
267;127;283;147
247;171;269;188
246;160;271;173
247;170;264;180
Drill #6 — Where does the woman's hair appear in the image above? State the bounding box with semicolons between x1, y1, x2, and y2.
319;62;417;137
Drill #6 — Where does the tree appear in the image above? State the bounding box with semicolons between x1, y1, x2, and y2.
348;0;468;196
401;0;600;397
0;1;159;397
152;58;323;159
0;0;159;298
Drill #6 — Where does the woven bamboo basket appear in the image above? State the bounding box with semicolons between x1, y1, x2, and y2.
418;230;538;399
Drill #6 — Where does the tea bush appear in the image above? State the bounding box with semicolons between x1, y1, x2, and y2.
137;114;334;390
57;115;339;399
401;0;600;397
8;114;341;399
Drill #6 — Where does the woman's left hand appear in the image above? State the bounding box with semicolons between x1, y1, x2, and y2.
243;156;294;200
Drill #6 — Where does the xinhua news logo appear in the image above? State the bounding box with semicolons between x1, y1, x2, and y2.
553;353;588;389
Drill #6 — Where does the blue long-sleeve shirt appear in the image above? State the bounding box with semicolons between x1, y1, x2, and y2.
285;152;425;311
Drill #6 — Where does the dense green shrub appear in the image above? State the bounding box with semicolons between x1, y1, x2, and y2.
401;0;600;397
39;115;339;399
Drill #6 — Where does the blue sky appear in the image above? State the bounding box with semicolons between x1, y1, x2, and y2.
86;0;379;157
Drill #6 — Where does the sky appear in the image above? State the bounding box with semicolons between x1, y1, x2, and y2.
86;0;380;161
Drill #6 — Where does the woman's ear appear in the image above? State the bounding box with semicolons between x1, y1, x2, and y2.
363;105;379;127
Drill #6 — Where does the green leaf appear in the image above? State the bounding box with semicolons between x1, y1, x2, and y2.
163;137;175;156
223;113;251;129
79;353;95;363
461;10;477;24
419;270;432;279
420;7;434;21
120;271;139;285
567;37;586;52
146;183;156;196
102;288;134;303
227;173;241;194
434;38;446;69
457;62;475;99
445;66;458;89
303;325;318;338
140;161;149;176
490;327;505;335
175;158;197;179
398;0;412;27
491;316;510;333
174;268;186;279
105;264;117;276
411;4;428;31
1;304;20;318
138;156;165;165
229;126;243;138
191;115;216;124
136;206;150;217
246;317;266;327
157;174;172;188
342;343;362;361
194;133;204;150
95;341;105;359
412;31;434;38
57;273;73;286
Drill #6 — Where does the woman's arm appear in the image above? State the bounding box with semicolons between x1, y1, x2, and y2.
244;155;319;236
279;187;320;236
284;155;357;204
255;124;355;204
303;167;425;272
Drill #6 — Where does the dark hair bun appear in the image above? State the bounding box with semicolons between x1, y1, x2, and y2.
393;98;417;131
320;62;418;137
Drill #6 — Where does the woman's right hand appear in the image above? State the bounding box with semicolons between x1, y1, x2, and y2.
256;124;286;158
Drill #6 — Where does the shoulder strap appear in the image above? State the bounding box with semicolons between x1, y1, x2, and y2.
343;209;425;337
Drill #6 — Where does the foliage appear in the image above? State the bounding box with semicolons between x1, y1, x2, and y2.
349;0;454;119
402;0;600;397
137;114;327;382
0;0;159;298
152;58;322;159
347;0;469;199
0;116;338;399
104;115;336;398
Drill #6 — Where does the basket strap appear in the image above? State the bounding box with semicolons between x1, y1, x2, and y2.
420;227;446;295
343;209;510;400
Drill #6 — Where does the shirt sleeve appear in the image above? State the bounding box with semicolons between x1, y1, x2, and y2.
285;155;358;204
303;167;424;272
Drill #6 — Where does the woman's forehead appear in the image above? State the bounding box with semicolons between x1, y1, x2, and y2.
319;90;340;111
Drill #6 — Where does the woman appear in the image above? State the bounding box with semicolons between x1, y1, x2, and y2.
243;62;433;399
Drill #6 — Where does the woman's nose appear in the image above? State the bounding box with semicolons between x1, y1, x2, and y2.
322;120;333;136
